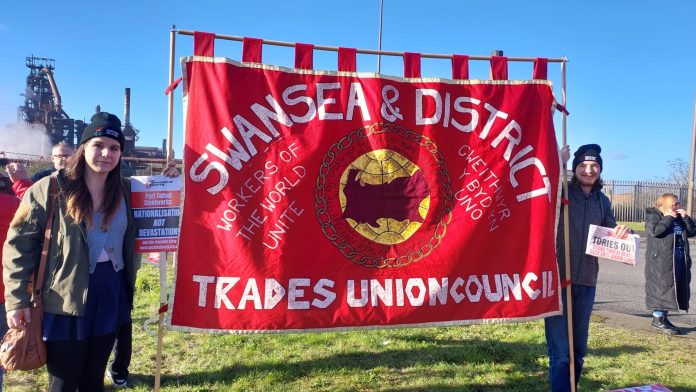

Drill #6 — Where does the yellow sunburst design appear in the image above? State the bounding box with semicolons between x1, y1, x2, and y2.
339;149;430;245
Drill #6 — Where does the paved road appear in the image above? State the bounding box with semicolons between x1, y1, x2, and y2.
594;241;696;335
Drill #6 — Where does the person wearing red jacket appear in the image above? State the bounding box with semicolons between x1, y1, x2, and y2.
0;175;21;389
5;162;32;200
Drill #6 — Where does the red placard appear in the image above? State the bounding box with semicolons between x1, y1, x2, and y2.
171;57;561;332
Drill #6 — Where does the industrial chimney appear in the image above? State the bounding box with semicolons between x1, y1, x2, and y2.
122;87;136;156
124;87;131;126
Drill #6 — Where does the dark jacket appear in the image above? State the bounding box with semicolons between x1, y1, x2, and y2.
644;207;695;311
30;167;56;182
3;171;138;315
556;181;616;286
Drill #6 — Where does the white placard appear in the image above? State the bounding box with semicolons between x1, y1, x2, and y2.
131;175;182;253
585;224;640;265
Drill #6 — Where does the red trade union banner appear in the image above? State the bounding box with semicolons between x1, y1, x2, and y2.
170;57;562;332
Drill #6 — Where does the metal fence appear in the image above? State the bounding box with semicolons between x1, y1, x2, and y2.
603;180;692;222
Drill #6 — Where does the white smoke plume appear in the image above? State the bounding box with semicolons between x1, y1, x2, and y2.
0;123;53;160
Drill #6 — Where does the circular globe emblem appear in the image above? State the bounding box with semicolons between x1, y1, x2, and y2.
339;149;430;245
316;123;453;268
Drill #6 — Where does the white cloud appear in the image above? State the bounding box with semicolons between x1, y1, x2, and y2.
607;152;628;160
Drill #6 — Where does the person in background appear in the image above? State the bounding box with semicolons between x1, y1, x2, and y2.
31;141;74;182
5;162;32;200
644;193;695;335
545;144;631;392
0;173;21;391
4;140;74;200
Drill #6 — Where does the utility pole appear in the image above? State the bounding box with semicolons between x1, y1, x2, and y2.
377;0;384;74
688;94;696;216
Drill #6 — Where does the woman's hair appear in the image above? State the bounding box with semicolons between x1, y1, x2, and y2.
655;193;678;215
64;142;124;229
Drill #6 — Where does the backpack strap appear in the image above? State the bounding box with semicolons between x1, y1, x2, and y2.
29;176;57;300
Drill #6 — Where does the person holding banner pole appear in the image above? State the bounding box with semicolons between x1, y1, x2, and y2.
644;193;696;335
545;144;630;392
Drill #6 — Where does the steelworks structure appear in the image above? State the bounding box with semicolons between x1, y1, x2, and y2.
14;56;166;166
17;55;85;147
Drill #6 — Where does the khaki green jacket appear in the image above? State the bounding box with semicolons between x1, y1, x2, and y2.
2;171;138;315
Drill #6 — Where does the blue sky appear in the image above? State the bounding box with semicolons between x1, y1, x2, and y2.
1;0;695;181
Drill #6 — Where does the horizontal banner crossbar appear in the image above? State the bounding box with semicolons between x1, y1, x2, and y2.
176;29;566;63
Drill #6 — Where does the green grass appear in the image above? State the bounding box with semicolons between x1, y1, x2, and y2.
6;262;696;392
618;221;645;233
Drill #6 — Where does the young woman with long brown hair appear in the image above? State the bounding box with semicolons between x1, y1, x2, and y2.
3;112;174;391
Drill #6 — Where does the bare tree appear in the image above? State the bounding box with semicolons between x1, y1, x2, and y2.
662;158;690;185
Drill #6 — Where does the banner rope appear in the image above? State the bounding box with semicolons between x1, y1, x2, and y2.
165;77;183;96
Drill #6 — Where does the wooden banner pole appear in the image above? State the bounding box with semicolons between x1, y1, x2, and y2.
154;25;177;392
560;58;577;392
166;25;176;162
174;29;565;63
154;252;169;391
686;93;696;216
